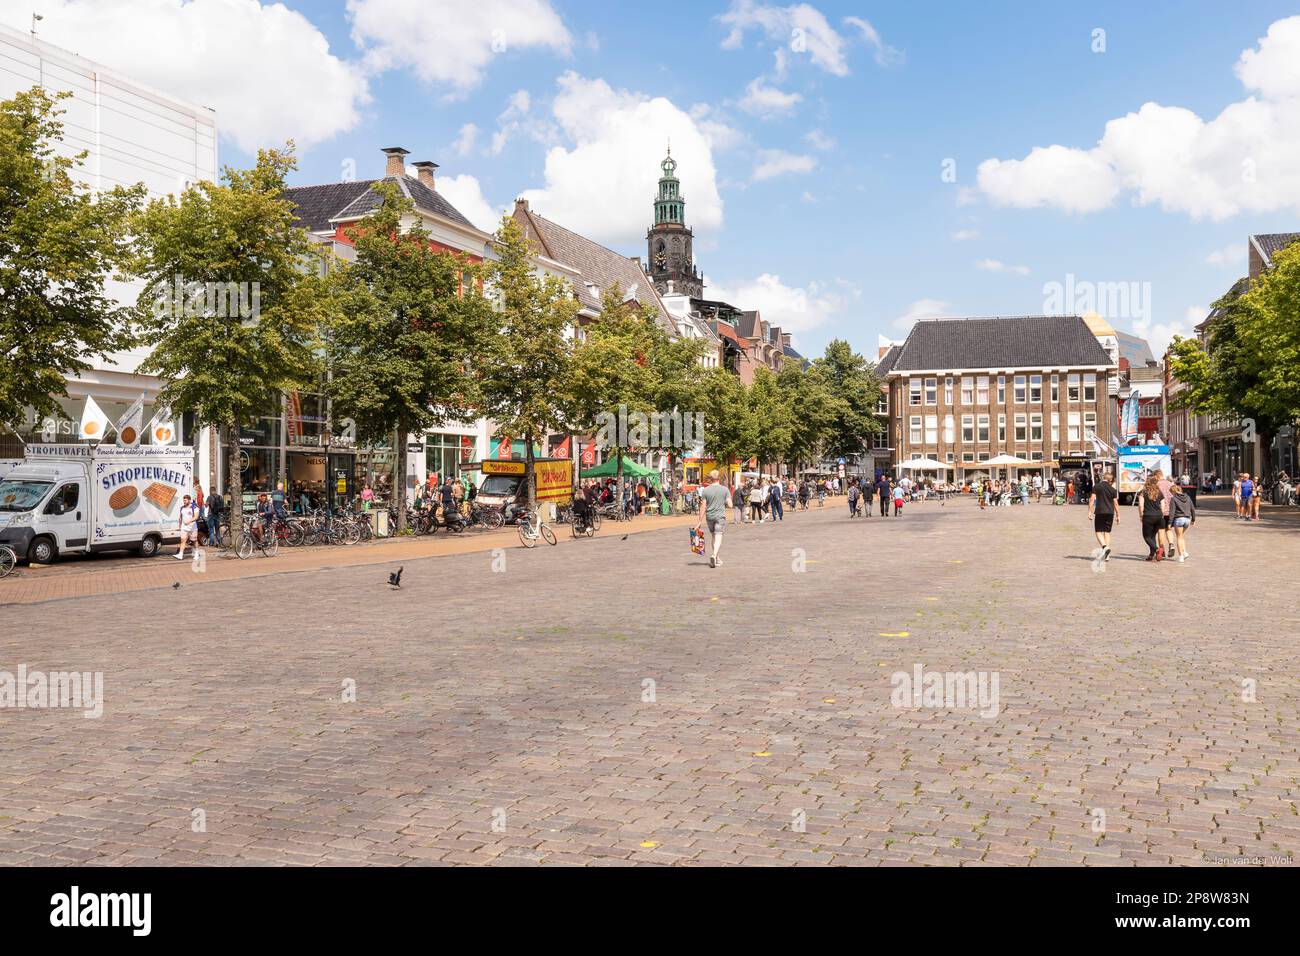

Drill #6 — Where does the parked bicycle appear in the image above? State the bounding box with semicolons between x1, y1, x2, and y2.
517;507;558;548
236;517;279;559
0;544;16;578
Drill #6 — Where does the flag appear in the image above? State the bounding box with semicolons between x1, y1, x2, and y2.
114;394;145;447
147;407;177;445
78;396;110;441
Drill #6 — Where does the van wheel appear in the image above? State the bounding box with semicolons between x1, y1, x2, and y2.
28;537;56;565
139;535;161;558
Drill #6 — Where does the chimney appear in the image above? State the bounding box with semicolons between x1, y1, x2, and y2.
782;333;791;348
382;146;409;178
412;160;438;189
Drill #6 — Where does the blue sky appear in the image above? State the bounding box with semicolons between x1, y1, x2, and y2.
13;1;1300;360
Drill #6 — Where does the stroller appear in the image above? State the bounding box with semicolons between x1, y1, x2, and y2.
570;496;600;538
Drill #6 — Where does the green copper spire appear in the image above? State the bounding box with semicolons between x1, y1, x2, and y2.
654;144;685;226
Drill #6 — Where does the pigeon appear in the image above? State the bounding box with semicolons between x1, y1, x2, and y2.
621;535;629;541
388;567;403;589
172;582;181;589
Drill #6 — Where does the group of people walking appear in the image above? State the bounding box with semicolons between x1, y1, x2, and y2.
1088;468;1197;564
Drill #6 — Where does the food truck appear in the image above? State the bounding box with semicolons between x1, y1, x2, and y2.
467;458;574;510
0;444;193;564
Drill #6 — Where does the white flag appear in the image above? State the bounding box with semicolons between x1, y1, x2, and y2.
147;407;177;445
78;396;110;441
115;395;145;447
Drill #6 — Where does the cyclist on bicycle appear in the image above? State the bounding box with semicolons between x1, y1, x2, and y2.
256;493;275;541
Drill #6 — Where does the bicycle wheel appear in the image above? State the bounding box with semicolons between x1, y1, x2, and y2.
286;522;306;547
263;532;279;557
484;509;503;530
518;525;537;548
0;546;16;578
236;533;254;560
540;524;557;546
591;511;601;533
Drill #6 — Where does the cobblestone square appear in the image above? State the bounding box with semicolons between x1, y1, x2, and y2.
1;497;1296;866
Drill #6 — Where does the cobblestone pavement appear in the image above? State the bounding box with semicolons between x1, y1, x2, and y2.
1;496;1297;866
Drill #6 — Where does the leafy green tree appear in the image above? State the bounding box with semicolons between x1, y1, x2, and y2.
1236;243;1300;430
569;285;660;505
748;367;794;474
1168;284;1289;476
777;362;838;475
130;145;328;519
645;312;710;497
813;339;883;462
326;183;494;531
0;87;144;432
698;367;755;475
478;216;580;507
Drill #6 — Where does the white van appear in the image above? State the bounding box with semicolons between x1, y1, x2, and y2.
0;444;193;564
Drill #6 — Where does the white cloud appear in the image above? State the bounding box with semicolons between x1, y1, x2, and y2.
950;228;981;241
451;123;479;158
738;77;802;118
893;298;952;333
347;0;571;94
490;89;543;155
518;73;724;246
801;191;817;203
436;173;504;233
708;274;852;336
976;258;1031;276
1205;242;1243;267
753;148;817;181
976;16;1300;220
955;186;980;207
0;0;369;153
720;1;851;76
804;128;836;150
843;15;904;66
690;104;747;152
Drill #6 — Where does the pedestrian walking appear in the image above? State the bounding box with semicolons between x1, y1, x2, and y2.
893;480;905;516
1249;474;1261;520
206;489;225;548
698;469;730;568
1232;473;1243;518
848;480;860;518
1088;470;1118;562
732;480;747;524
769;478;784;521
875;473;890;516
748;480;765;523
176;493;199;560
1168;481;1196;561
1135;474;1166;561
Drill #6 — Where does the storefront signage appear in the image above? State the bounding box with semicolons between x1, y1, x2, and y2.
482;460;526;476
535;460;574;503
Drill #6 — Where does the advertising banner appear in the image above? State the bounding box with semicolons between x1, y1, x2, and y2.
535;460;573;503
1116;444;1171;495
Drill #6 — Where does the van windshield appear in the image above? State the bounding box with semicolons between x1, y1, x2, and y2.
479;475;521;498
0;479;53;512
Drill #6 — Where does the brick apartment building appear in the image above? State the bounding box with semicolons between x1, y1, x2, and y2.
879;316;1116;480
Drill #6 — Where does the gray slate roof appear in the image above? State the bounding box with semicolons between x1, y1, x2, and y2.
511;202;674;332
1251;232;1300;266
874;345;901;376
284;175;477;233
886;316;1113;373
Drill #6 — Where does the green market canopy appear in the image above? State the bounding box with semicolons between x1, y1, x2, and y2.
580;456;659;482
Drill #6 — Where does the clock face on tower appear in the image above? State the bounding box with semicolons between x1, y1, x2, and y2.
655;251;667;269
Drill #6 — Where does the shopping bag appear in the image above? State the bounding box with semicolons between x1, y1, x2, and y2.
689;526;706;555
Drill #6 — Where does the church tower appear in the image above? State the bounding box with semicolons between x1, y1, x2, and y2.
646;146;703;298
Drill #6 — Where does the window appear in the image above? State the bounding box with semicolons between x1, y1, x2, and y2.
1030;450;1043;461
877;393;889;414
873;431;889;449
976;376;990;404
946;452;954;462
997;413;1006;442
977;414;990;442
977;452;990;462
962;452;975;463
1051;413;1059;443
925;415;938;444
997;375;1006;404
1013;375;1026;403
1051;374;1059;402
910;379;922;406
943;414;955;443
925;377;937;405
1083;373;1096;402
961;375;974;404
1030;374;1042;403
1030;412;1043;441
962;415;975;442
1014;413;1027;442
45;482;79;514
1067;373;1080;402
910;415;922;444
1084;411;1097;435
944;377;953;404
1068;411;1081;442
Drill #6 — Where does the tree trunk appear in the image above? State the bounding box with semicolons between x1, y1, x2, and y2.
615;444;624;516
394;427;407;533
226;423;241;542
525;431;537;509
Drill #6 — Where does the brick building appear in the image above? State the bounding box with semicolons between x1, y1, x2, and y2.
880;316;1116;480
